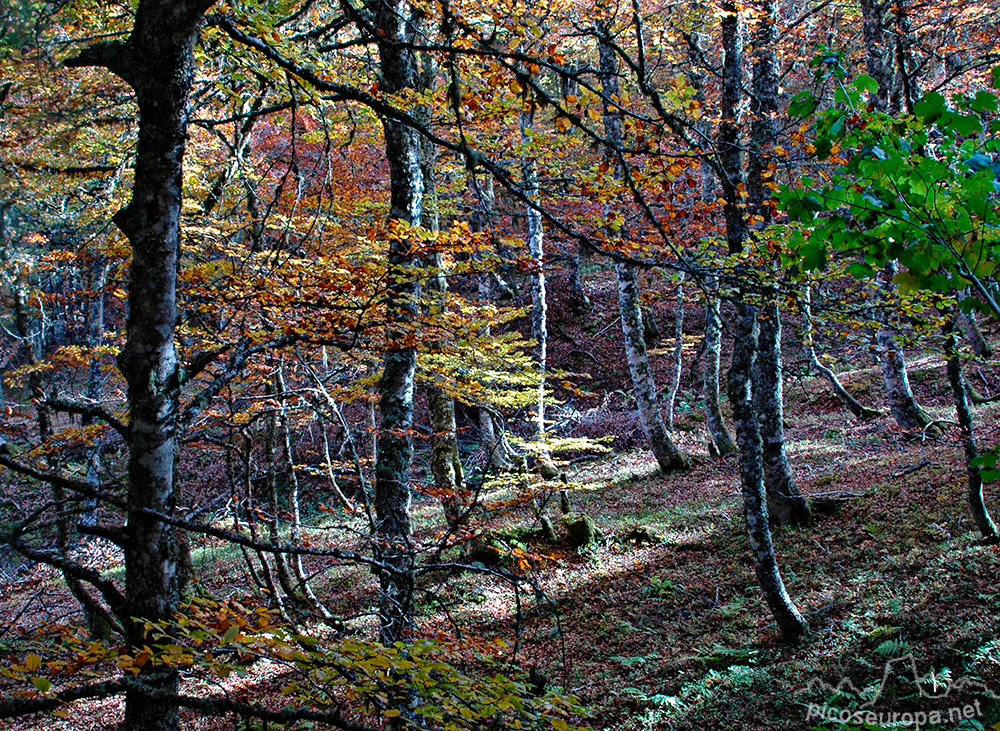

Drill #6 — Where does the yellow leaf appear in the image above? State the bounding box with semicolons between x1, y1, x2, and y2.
25;654;41;672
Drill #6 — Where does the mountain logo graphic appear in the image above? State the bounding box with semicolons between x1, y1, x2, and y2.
795;654;999;708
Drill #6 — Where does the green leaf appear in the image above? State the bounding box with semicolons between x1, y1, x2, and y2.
800;244;827;271
914;92;947;124
970;91;998;115
846;261;873;279
815;136;833;160
788;92;817;118
31;676;51;693
855;73;879;96
222;624;240;644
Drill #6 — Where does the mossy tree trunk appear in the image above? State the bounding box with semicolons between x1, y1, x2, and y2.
746;0;810;526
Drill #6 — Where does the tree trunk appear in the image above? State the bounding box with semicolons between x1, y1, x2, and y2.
802;285;881;420
860;0;893;111
568;241;590;313
892;0;920;114
479;407;516;473
956;307;992;358
665;275;685;431
520;94;558;479
944;319;999;542
372;0;421;646
599;21;686;472
859;0;929;430
745;0;810;526
264;377;296;602
66;4;215;728
704;285;738;456
719;0;806;641
616;262;687;471
81;258;108;527
875;264;933;431
418;74;467;525
753;304;811;526
727;302;808;641
468;174;518;473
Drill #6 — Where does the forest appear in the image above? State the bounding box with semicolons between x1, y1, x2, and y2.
1;0;999;728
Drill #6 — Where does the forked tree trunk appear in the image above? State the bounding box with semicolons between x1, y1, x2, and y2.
719;0;806;641
746;0;810;526
944;318;999;542
599;21;686;472
727;302;808;640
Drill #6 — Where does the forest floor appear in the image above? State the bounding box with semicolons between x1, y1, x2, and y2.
2;264;1000;730
2;350;1000;731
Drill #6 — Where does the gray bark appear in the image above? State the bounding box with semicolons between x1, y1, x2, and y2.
520;91;558;479
704;286;737;456
468;175;518;473
478;407;516;473
945;319;999;542
81;258;108;526
520;110;548;439
727;302;808;641
665;275;685;431
956;308;992;358
371;0;422;646
875;263;933;431
860;0;929;428
616;263;687;471
746;0;810;526
753;304;811;526
65;2;216;728
802;285;881;420
860;0;893;111
719;0;806;640
418;75;467;525
599;21;686;472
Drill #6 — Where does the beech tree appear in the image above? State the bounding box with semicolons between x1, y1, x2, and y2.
717;0;807;642
62;2;215;729
597;18;687;474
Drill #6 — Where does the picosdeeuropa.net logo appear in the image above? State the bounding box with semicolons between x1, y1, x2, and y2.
794;653;999;730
